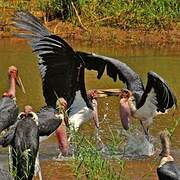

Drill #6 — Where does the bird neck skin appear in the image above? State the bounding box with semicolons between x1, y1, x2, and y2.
159;155;174;168
127;97;137;115
7;76;16;97
3;74;17;98
55;120;70;156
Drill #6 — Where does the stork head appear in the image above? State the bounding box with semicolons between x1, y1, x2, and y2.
119;89;132;100
56;97;68;127
56;97;67;111
8;66;18;79
24;105;33;115
8;66;26;94
87;89;98;100
119;89;133;130
18;105;38;124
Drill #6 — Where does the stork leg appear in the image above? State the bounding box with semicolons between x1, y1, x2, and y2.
140;120;150;141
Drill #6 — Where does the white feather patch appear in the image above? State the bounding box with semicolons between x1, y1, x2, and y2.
133;88;158;126
159;155;174;168
17;112;39;125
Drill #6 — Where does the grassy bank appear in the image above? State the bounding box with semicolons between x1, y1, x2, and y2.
0;0;180;47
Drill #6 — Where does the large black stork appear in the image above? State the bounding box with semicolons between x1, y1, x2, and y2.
157;130;180;180
13;12;100;157
0;66;20;133
0;66;64;180
0;105;63;180
13;11;176;154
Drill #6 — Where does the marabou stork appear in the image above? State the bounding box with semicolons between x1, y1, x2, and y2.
0;66;20;133
157;130;180;180
0;67;63;180
13;11;176;156
0;105;63;180
75;53;177;139
13;12;100;157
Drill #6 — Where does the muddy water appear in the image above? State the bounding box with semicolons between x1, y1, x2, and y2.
0;38;180;180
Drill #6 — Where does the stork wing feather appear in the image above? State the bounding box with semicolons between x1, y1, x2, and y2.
76;52;144;104
137;71;177;112
0;121;18;147
0;97;19;133
13;12;81;108
37;107;62;136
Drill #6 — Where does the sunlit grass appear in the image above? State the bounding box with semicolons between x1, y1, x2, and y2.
0;0;180;29
71;129;126;180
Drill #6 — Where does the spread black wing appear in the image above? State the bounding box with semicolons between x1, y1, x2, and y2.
13;11;82;108
137;71;177;112
76;51;144;104
0;121;18;147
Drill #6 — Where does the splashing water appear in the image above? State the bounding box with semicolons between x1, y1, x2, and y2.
122;129;155;157
95;101;109;152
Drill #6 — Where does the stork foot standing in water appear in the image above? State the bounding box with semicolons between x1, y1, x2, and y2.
157;130;180;179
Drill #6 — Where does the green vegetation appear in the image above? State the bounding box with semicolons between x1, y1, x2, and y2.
0;0;180;29
72;130;126;179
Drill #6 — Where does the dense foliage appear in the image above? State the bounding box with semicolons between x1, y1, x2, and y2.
0;0;180;29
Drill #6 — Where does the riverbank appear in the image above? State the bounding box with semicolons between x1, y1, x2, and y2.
1;19;180;48
47;20;180;47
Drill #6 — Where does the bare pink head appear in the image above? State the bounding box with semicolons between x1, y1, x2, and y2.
24;105;33;115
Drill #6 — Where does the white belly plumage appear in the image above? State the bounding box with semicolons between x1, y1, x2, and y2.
69;90;93;131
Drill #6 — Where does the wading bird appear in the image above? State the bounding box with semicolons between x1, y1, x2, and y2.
0;66;20;133
13;12;176;157
77;53;177;140
0;66;63;180
0;105;63;180
157;130;180;180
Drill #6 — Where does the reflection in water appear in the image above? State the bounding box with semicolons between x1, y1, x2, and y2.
0;38;180;179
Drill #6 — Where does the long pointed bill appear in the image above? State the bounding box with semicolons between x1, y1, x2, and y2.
119;98;131;130
16;74;26;94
